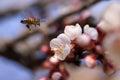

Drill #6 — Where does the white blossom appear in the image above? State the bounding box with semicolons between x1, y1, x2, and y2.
84;25;98;40
64;23;82;40
50;23;98;61
54;44;71;60
50;38;71;60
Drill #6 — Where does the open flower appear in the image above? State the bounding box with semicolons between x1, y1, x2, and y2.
64;23;82;40
54;44;71;60
50;37;71;60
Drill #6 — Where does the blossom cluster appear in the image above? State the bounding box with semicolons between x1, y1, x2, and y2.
40;23;116;80
50;23;98;61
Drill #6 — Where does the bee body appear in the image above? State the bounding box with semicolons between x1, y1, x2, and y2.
21;17;40;25
21;17;40;30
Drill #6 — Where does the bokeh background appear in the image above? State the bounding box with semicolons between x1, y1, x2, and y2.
0;0;120;80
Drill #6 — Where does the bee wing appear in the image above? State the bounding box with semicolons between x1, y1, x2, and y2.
40;18;46;22
22;8;40;18
21;8;49;24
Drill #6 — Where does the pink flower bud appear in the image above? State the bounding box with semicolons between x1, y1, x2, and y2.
39;77;49;80
51;72;62;80
76;34;91;47
85;54;96;68
49;56;59;64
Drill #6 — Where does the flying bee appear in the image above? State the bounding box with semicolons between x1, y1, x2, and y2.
20;17;40;31
20;9;47;31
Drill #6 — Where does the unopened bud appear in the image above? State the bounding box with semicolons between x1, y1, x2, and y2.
51;72;62;80
85;54;96;68
76;34;90;47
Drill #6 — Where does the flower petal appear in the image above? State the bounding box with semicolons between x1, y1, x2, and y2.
50;38;65;51
54;44;71;60
57;33;71;44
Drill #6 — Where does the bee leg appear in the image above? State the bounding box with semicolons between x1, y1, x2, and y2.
26;25;31;31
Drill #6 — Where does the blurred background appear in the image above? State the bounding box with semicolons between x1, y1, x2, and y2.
0;0;120;80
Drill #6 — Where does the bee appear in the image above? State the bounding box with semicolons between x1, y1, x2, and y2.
20;17;40;31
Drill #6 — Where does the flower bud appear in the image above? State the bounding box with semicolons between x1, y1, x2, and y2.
49;56;59;64
39;77;49;80
76;34;91;47
85;54;96;68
